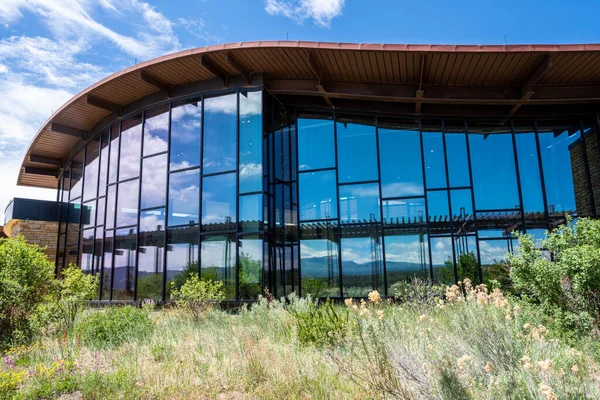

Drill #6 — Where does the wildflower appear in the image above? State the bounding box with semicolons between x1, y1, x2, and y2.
344;298;353;307
457;355;472;369
360;299;367;309
538;383;558;400
419;314;427;322
505;311;512;321
438;335;443;340
484;362;494;373
521;356;533;370
523;323;532;330
536;359;553;371
571;364;579;373
352;304;358;311
368;290;381;304
376;310;384;320
516;333;522;339
513;304;520;316
427;345;433;351
531;325;547;341
476;292;488;306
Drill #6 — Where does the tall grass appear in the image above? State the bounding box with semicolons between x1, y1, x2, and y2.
1;285;599;399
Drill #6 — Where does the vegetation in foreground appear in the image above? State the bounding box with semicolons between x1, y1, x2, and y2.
0;218;599;399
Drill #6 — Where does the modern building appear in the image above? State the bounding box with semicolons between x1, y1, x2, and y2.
13;41;600;302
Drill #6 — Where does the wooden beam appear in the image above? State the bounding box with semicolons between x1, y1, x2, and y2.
510;55;552;115
416;55;426;114
29;155;62;166
87;95;122;115
306;52;333;107
50;123;86;139
200;56;228;86
24;167;58;177
140;70;172;97
225;53;250;84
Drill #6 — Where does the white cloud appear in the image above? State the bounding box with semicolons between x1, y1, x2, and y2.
265;0;345;27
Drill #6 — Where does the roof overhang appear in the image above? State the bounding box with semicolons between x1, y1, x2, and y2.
19;41;600;189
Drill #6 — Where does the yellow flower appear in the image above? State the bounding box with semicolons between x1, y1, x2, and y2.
523;323;532;330
536;359;553;371
368;290;381;304
538;383;558;400
484;362;494;373
344;298;353;307
419;314;427;322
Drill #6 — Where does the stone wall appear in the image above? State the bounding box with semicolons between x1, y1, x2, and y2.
570;130;600;217
10;220;59;261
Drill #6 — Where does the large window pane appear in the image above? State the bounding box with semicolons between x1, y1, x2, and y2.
105;185;116;230
427;190;449;220
118;115;142;180
166;226;199;299
337;121;378;183
239;235;263;300
170;99;201;170
299;170;337;221
300;225;339;298
539;131;580;215
108;125;119;184
341;227;384;297
240;91;262;193
141;154;167;209
423;132;447;189
82;200;96;230
379;128;424;198
203;93;237;174
431;237;453;285
515;132;544;213
339;183;380;223
469;133;519;210
116;179;139;227
81;229;94;275
137;211;165;302
479;239;514;286
202;172;236;227
450;189;473;219
385;232;429;295
168;169;200;226
112;228;136;300
446;132;470;187
240;194;262;233
143;104;169;156
454;236;479;283
201;234;236;300
98;131;109;196
298;118;335;171
83;140;100;201
382;198;425;223
69;149;84;201
101;230;113;300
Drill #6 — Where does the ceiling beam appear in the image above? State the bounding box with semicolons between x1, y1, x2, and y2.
415;55;426;114
225;53;250;84
306;52;333;107
29;155;62;166
140;70;172;97
24;167;58;177
200;56;228;86
510;55;553;115
50;123;87;139
87;95;122;115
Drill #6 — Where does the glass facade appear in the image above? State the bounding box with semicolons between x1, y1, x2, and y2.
57;88;600;301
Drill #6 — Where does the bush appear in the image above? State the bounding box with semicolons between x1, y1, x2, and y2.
171;275;225;320
508;217;600;334
390;277;444;305
57;264;98;329
0;236;58;349
292;299;350;347
75;306;154;348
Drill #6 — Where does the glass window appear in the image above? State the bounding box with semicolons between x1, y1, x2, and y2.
166;225;199;299
454;236;479;283
108;125;119;184
423;132;447;189
202;172;236;227
239;235;263;300
539;131;580;215
430;237;454;285
450;189;473;219
382;198;425;223
445;132;470;188
112;227;136;300
384;232;429;294
299;170;337;221
116;179;139;227
240;91;262;193
339;183;380;223
427;190;449;220
341;227;384;297
82;200;96;230
479;239;514;286
298;118;335;171
93;227;104;283
141;154;167;209
170;99;201;170
118;115;143;181
240;194;262;233
105;185;116;230
81;229;94;275
98;131;109;196
337;120;378;183
203;93;237;174
168;169;200;226
83;140;100;201
143;104;169;156
300;225;340;298
96;197;105;227
69;149;84;200
201;234;236;300
515;132;544;214
379;128;424;198
469;133;519;210
137;212;164;302
101;230;113;300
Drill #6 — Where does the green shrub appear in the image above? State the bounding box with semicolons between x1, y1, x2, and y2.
390;277;444;305
75;306;154;348
57;264;98;329
171;275;225;320
508;217;600;334
0;236;58;349
292;299;349;347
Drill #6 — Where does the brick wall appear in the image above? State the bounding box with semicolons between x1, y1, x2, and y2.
10;220;59;261
570;130;600;217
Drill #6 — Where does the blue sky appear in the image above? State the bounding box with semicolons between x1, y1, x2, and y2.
2;0;600;216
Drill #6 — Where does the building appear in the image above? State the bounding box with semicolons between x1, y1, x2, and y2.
13;41;600;302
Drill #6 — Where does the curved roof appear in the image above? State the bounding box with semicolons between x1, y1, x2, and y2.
20;40;600;189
